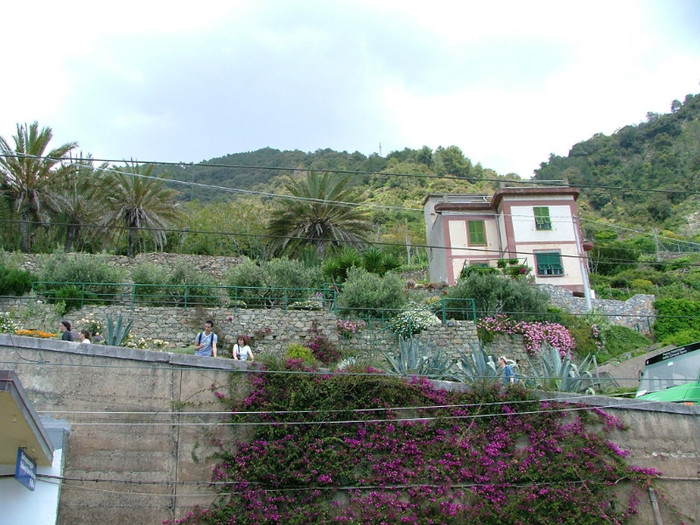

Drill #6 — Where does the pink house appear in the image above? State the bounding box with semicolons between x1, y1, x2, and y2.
423;186;591;295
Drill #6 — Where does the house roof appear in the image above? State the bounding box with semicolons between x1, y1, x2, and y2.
430;187;580;213
0;370;54;466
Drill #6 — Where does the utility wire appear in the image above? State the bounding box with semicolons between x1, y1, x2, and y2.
2;152;697;197
3;217;696;268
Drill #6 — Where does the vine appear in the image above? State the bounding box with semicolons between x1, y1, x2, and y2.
170;369;659;524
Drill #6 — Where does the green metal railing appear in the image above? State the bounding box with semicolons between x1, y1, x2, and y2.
30;281;477;324
31;281;339;312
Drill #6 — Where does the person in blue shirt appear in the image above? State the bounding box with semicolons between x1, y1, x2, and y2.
498;355;517;385
194;320;218;357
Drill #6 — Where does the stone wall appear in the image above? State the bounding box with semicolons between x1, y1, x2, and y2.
0;335;697;525
11;252;243;281
539;284;656;335
0;296;480;360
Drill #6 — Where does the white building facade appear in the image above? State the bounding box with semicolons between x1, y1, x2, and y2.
423;187;591;295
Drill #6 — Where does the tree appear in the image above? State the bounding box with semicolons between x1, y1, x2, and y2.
435;145;473;180
102;162;184;257
55;154;110;252
0;122;77;252
267;172;373;258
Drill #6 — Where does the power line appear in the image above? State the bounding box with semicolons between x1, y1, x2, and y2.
39;474;696;498
2;151;698;197
4;217;696;268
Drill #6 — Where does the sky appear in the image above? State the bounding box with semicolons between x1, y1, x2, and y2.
2;0;699;178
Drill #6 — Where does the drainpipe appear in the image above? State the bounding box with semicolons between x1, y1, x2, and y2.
648;487;663;525
572;214;592;312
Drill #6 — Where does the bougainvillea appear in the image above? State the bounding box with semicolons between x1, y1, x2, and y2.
478;314;576;356
169;369;658;525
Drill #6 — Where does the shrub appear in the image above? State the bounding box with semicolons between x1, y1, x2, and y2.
386;303;441;339
662;328;700;346
630;278;654;293
176;374;659;524
596;325;651;363
322;247;363;283
131;262;218;306
226;257;322;308
37;252;125;304
336;318;366;339
131;263;169;305
478;315;576;356
0;265;34;296
653;298;700;341
0;312;20;333
285;343;316;366
445;272;550;321
165;263;219;307
338;268;406;318
45;286;99;313
557;312;600;357
305;328;342;366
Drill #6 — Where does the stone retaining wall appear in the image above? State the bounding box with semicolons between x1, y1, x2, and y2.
539;284;655;335
0;296;481;361
11;252;243;281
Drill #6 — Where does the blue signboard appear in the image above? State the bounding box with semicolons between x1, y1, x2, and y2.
15;448;37;491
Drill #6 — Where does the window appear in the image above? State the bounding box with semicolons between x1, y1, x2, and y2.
534;207;552;230
467;220;486;245
470;261;489;268
535;252;563;276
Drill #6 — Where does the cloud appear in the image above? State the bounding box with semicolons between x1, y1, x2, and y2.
1;0;698;177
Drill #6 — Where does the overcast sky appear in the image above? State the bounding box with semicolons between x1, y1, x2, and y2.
2;0;699;177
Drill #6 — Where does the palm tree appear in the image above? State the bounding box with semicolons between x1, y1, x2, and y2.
0;122;77;252
102;162;184;257
54;154;110;252
267;172;372;258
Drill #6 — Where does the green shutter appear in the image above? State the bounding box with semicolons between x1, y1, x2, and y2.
534;207;552;230
536;252;563;276
468;221;486;245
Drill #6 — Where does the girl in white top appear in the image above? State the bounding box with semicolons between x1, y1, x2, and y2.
233;335;254;361
79;330;91;344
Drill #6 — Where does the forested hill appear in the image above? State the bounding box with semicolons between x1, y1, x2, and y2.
534;93;700;234
162;92;699;243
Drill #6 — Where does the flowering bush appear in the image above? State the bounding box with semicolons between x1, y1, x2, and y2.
76;315;103;338
289;300;322;310
478;314;576;356
169;373;658;524
123;335;170;350
305;328;342;366
387;304;441;339
0;312;20;333
336;318;366;339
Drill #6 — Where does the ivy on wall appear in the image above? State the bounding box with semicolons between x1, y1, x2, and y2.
170;366;659;524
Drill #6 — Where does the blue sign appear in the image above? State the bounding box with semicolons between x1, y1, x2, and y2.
15;448;37;491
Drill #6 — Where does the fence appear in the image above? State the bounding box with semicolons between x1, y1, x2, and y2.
30;281;476;326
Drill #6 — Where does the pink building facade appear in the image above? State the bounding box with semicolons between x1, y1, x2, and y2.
423;187;591;295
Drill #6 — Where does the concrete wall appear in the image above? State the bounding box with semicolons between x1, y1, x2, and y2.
0;334;697;525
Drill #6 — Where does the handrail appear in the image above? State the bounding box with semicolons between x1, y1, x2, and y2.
30;281;339;313
29;281;476;322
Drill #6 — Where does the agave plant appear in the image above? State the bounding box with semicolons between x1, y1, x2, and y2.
382;337;453;378
526;343;599;393
104;313;134;347
450;342;501;384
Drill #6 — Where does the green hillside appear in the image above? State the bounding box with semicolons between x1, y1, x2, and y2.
534;92;700;235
